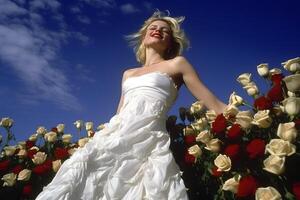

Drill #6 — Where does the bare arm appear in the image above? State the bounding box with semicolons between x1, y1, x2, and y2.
115;70;129;115
174;56;227;114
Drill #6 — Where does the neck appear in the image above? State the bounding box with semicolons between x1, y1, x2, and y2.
143;47;165;67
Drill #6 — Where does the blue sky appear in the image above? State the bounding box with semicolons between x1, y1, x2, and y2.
0;0;299;143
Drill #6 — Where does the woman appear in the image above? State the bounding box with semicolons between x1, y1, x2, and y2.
36;10;227;200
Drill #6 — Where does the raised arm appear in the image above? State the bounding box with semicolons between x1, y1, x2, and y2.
115;70;129;115
174;56;227;114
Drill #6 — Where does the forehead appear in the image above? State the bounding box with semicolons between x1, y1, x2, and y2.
148;20;170;28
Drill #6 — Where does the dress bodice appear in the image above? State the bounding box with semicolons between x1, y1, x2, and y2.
120;71;178;118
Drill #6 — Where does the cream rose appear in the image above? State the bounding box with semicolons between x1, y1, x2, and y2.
78;137;89;147
282;97;300;116
277;122;297;142
255;186;281;200
269;68;282;76
229;91;244;106
188;144;202;158
17;149;27;158
252;110;272;128
29;133;38;142
36;126;47;135
30;146;39;151
17;169;32;181
205;110;217;123
62;134;72;143
196;130;212;144
183;126;195;136
85;122;94;131
235;110;253;129
17;141;26;149
32;151;47;165
257;63;269;77
243;82;259;96
74;120;84;130
97;124;106;131
204;138;221;153
237;73;252;86
265;139;296;157
223;105;239;119
263;155;285;175
222;175;241;193
1;173;16;186
4;146;16;156
282;57;300;73
44;131;57;142
56;123;65;133
190;100;205;114
214;154;232;172
0;117;14;128
52;160;62;172
191;117;208;132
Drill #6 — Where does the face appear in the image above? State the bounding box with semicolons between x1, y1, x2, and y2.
142;20;172;52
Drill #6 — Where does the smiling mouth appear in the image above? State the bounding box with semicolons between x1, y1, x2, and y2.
151;33;163;39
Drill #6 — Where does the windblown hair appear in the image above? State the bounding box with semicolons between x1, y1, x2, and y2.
125;9;190;64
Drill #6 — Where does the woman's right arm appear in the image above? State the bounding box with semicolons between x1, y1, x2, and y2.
116;70;129;114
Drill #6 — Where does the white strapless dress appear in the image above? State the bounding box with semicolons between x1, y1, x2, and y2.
36;71;189;200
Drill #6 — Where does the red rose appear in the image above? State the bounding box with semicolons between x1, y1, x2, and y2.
26;140;35;149
54;147;69;160
254;96;273;110
295;119;300;130
271;73;284;85
237;175;258;197
212;114;227;134
11;165;23;174
0;160;10;171
27;149;38;159
32;159;52;175
211;166;222;177
293;182;300;200
227;124;244;140
246;139;265;159
22;184;32;197
184;135;196;146
184;151;196;165
267;84;284;103
224;144;240;160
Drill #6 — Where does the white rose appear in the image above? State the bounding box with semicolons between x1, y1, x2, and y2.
85;122;94;131
183;126;195;136
78;137;89;147
36;126;47;135
56;123;65;133
196;130;212;144
214;154;232;172
255;186;282;200
1;173;16;186
62;134;72;143
188;144;202;158
205;138;221;153
235;110;253;129
243;82;259;96
29;133;38;142
44;131;57;142
190;100;205;114
222;175;241;193
52;160;62;172
74;120;84;130
17;169;31;181
282;97;300;116
252;110;272;128
229;91;244;107
277;122;297;142
17;149;27;158
191;117;207;132
223;105;239;119
257;63;269;77
287;91;296;97
269;68;282;76
0;117;14;128
263;155;285;175
282;57;300;73
205;110;217;123
32;151;47;165
4;146;16;156
17;141;26;149
266;139;296;157
237;73;252;86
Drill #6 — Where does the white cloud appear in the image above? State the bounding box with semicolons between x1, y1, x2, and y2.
120;3;140;14
29;0;61;11
0;0;27;17
81;0;116;8
143;1;153;11
70;6;81;13
77;15;91;24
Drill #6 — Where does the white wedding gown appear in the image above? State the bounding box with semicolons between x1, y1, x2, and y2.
36;71;189;200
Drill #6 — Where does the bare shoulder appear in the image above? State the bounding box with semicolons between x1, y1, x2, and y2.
169;56;193;73
122;67;138;81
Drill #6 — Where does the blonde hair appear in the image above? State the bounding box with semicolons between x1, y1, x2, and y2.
125;10;190;64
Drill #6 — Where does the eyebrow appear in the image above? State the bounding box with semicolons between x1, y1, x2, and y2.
149;24;170;30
